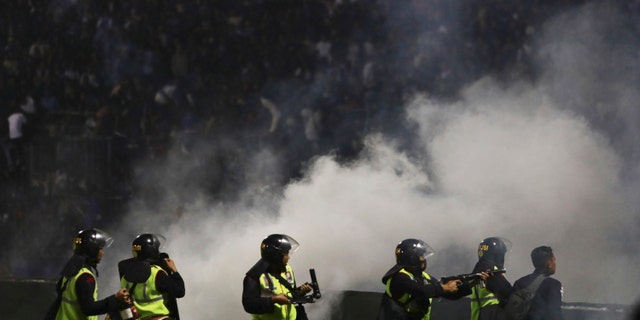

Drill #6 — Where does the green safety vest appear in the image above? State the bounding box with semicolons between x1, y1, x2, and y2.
470;266;501;320
251;264;297;320
56;267;98;320
385;268;433;320
121;265;170;319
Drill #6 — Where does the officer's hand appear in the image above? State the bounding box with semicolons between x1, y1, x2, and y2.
441;280;461;293
163;258;178;273
271;294;291;305
299;283;313;294
468;272;489;286
115;288;130;303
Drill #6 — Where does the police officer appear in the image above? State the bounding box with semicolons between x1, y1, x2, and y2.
45;228;129;320
118;233;185;320
470;237;513;320
242;234;313;320
377;238;471;320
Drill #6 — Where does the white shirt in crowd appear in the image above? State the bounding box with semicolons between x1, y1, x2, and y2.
8;112;27;139
7;96;36;140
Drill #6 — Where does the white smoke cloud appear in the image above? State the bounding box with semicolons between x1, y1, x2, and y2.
408;80;630;304
96;1;640;318
102;82;635;317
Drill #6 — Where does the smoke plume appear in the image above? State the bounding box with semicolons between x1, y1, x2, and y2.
96;1;640;318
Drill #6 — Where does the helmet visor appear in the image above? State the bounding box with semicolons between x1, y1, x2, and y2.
94;228;114;249
499;237;513;252
152;233;166;250
415;240;435;259
281;234;300;255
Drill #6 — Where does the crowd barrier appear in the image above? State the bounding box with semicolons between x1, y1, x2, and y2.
1;278;58;319
2;279;632;320
332;290;632;320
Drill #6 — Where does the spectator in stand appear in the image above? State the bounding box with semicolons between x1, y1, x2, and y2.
300;107;321;155
7;96;37;179
1;111;11;174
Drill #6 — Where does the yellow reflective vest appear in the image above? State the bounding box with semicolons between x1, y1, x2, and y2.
385;268;433;320
121;265;170;319
470;266;501;320
56;267;98;320
251;264;297;320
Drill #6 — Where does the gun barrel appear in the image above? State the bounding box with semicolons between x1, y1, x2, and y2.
309;268;321;299
490;269;506;275
440;269;507;283
441;269;507;284
441;274;479;282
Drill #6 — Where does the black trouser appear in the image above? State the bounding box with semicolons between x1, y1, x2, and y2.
295;305;309;320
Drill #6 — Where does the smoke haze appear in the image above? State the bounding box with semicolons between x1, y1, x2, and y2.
94;1;640;318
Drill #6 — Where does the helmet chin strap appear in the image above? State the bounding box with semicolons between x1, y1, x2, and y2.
416;257;427;272
267;261;286;274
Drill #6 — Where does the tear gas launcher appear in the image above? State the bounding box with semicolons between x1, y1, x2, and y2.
290;268;322;304
440;269;506;286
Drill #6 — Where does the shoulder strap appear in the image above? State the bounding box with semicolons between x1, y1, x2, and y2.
58;276;69;293
505;274;547;318
44;278;67;320
274;273;295;292
127;282;139;303
474;283;483;316
527;274;547;292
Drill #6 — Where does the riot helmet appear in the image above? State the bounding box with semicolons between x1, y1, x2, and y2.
260;234;299;268
395;239;434;271
73;228;113;262
477;237;512;268
132;233;166;261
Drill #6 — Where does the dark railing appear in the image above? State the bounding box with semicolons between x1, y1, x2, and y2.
0;283;634;320
332;291;633;320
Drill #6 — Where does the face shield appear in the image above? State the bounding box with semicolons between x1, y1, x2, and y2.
414;240;435;259
500;237;513;252
396;238;435;271
92;228;114;249
279;234;300;255
150;233;167;249
73;228;114;264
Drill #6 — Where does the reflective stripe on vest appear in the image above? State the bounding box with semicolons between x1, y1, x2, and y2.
470;266;501;320
122;265;170;319
385;268;433;320
57;268;98;320
251;265;297;320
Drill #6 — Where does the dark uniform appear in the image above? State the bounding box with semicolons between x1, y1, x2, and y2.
242;234;311;320
511;246;563;320
471;237;513;320
45;228;128;320
117;234;185;320
377;239;468;320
